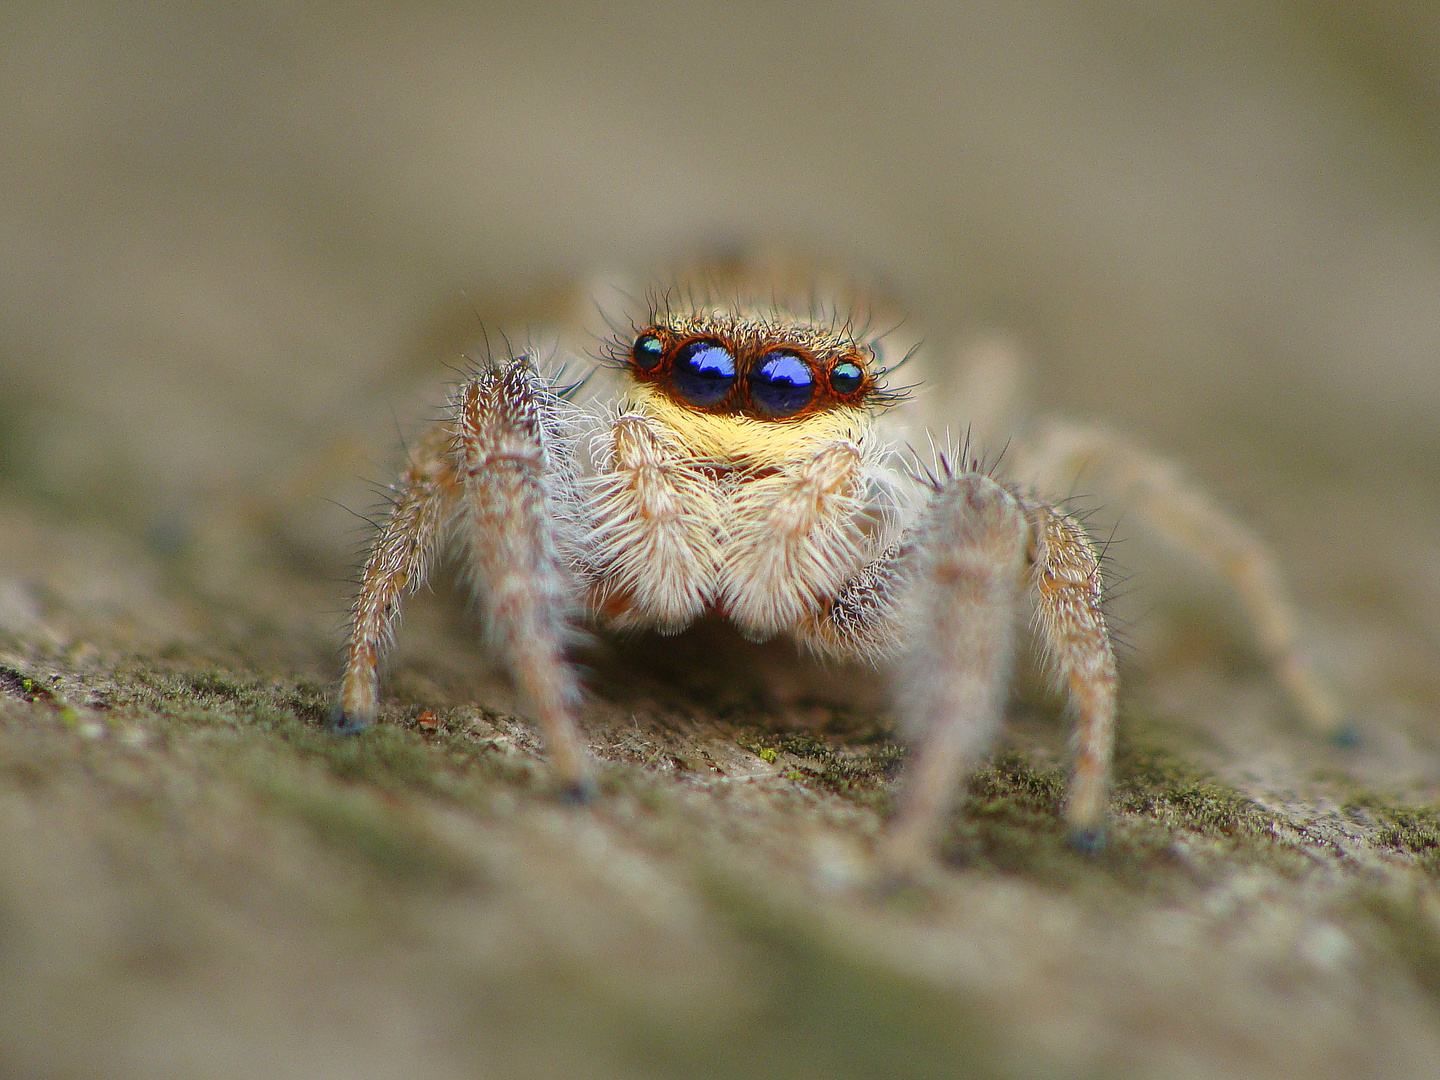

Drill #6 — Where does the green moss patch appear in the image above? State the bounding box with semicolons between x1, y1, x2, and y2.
1344;794;1440;875
734;728;906;806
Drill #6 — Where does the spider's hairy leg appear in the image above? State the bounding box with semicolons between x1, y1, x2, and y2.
455;361;593;796
721;440;867;639
584;414;720;632
335;425;461;733
1020;420;1341;735
1023;499;1118;849
793;544;905;662
880;473;1031;873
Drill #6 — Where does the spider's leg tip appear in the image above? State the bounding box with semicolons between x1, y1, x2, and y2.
871;867;923;900
328;705;372;736
1327;720;1362;750
1067;827;1106;856
555;776;599;806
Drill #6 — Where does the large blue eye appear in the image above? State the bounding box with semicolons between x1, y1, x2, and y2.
671;339;736;407
750;351;816;417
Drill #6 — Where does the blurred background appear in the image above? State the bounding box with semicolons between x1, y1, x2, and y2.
1;0;1438;687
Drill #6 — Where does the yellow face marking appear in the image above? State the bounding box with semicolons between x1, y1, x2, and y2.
628;382;867;467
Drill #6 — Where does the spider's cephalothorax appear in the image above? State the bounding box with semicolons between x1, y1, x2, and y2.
334;299;1338;872
581;310;907;643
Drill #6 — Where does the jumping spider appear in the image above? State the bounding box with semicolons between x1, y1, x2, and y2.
334;292;1338;871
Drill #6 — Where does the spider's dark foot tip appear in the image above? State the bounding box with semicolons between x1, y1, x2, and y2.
328;705;372;736
1067;827;1106;856
1328;720;1362;749
872;867;922;899
556;777;599;806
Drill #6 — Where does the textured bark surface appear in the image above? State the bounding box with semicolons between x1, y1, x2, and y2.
2;452;1438;1080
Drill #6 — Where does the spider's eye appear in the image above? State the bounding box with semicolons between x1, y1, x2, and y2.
749;351;816;417
631;332;665;372
671;339;736;407
829;359;865;397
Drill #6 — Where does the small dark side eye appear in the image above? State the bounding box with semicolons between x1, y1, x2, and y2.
632;332;665;372
671;339;737;407
749;351;816;417
829;359;865;396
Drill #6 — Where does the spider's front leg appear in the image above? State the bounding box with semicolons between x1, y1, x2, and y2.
451;361;593;796
1022;497;1118;849
335;423;461;732
879;474;1033;871
806;472;1118;872
336;360;594;797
